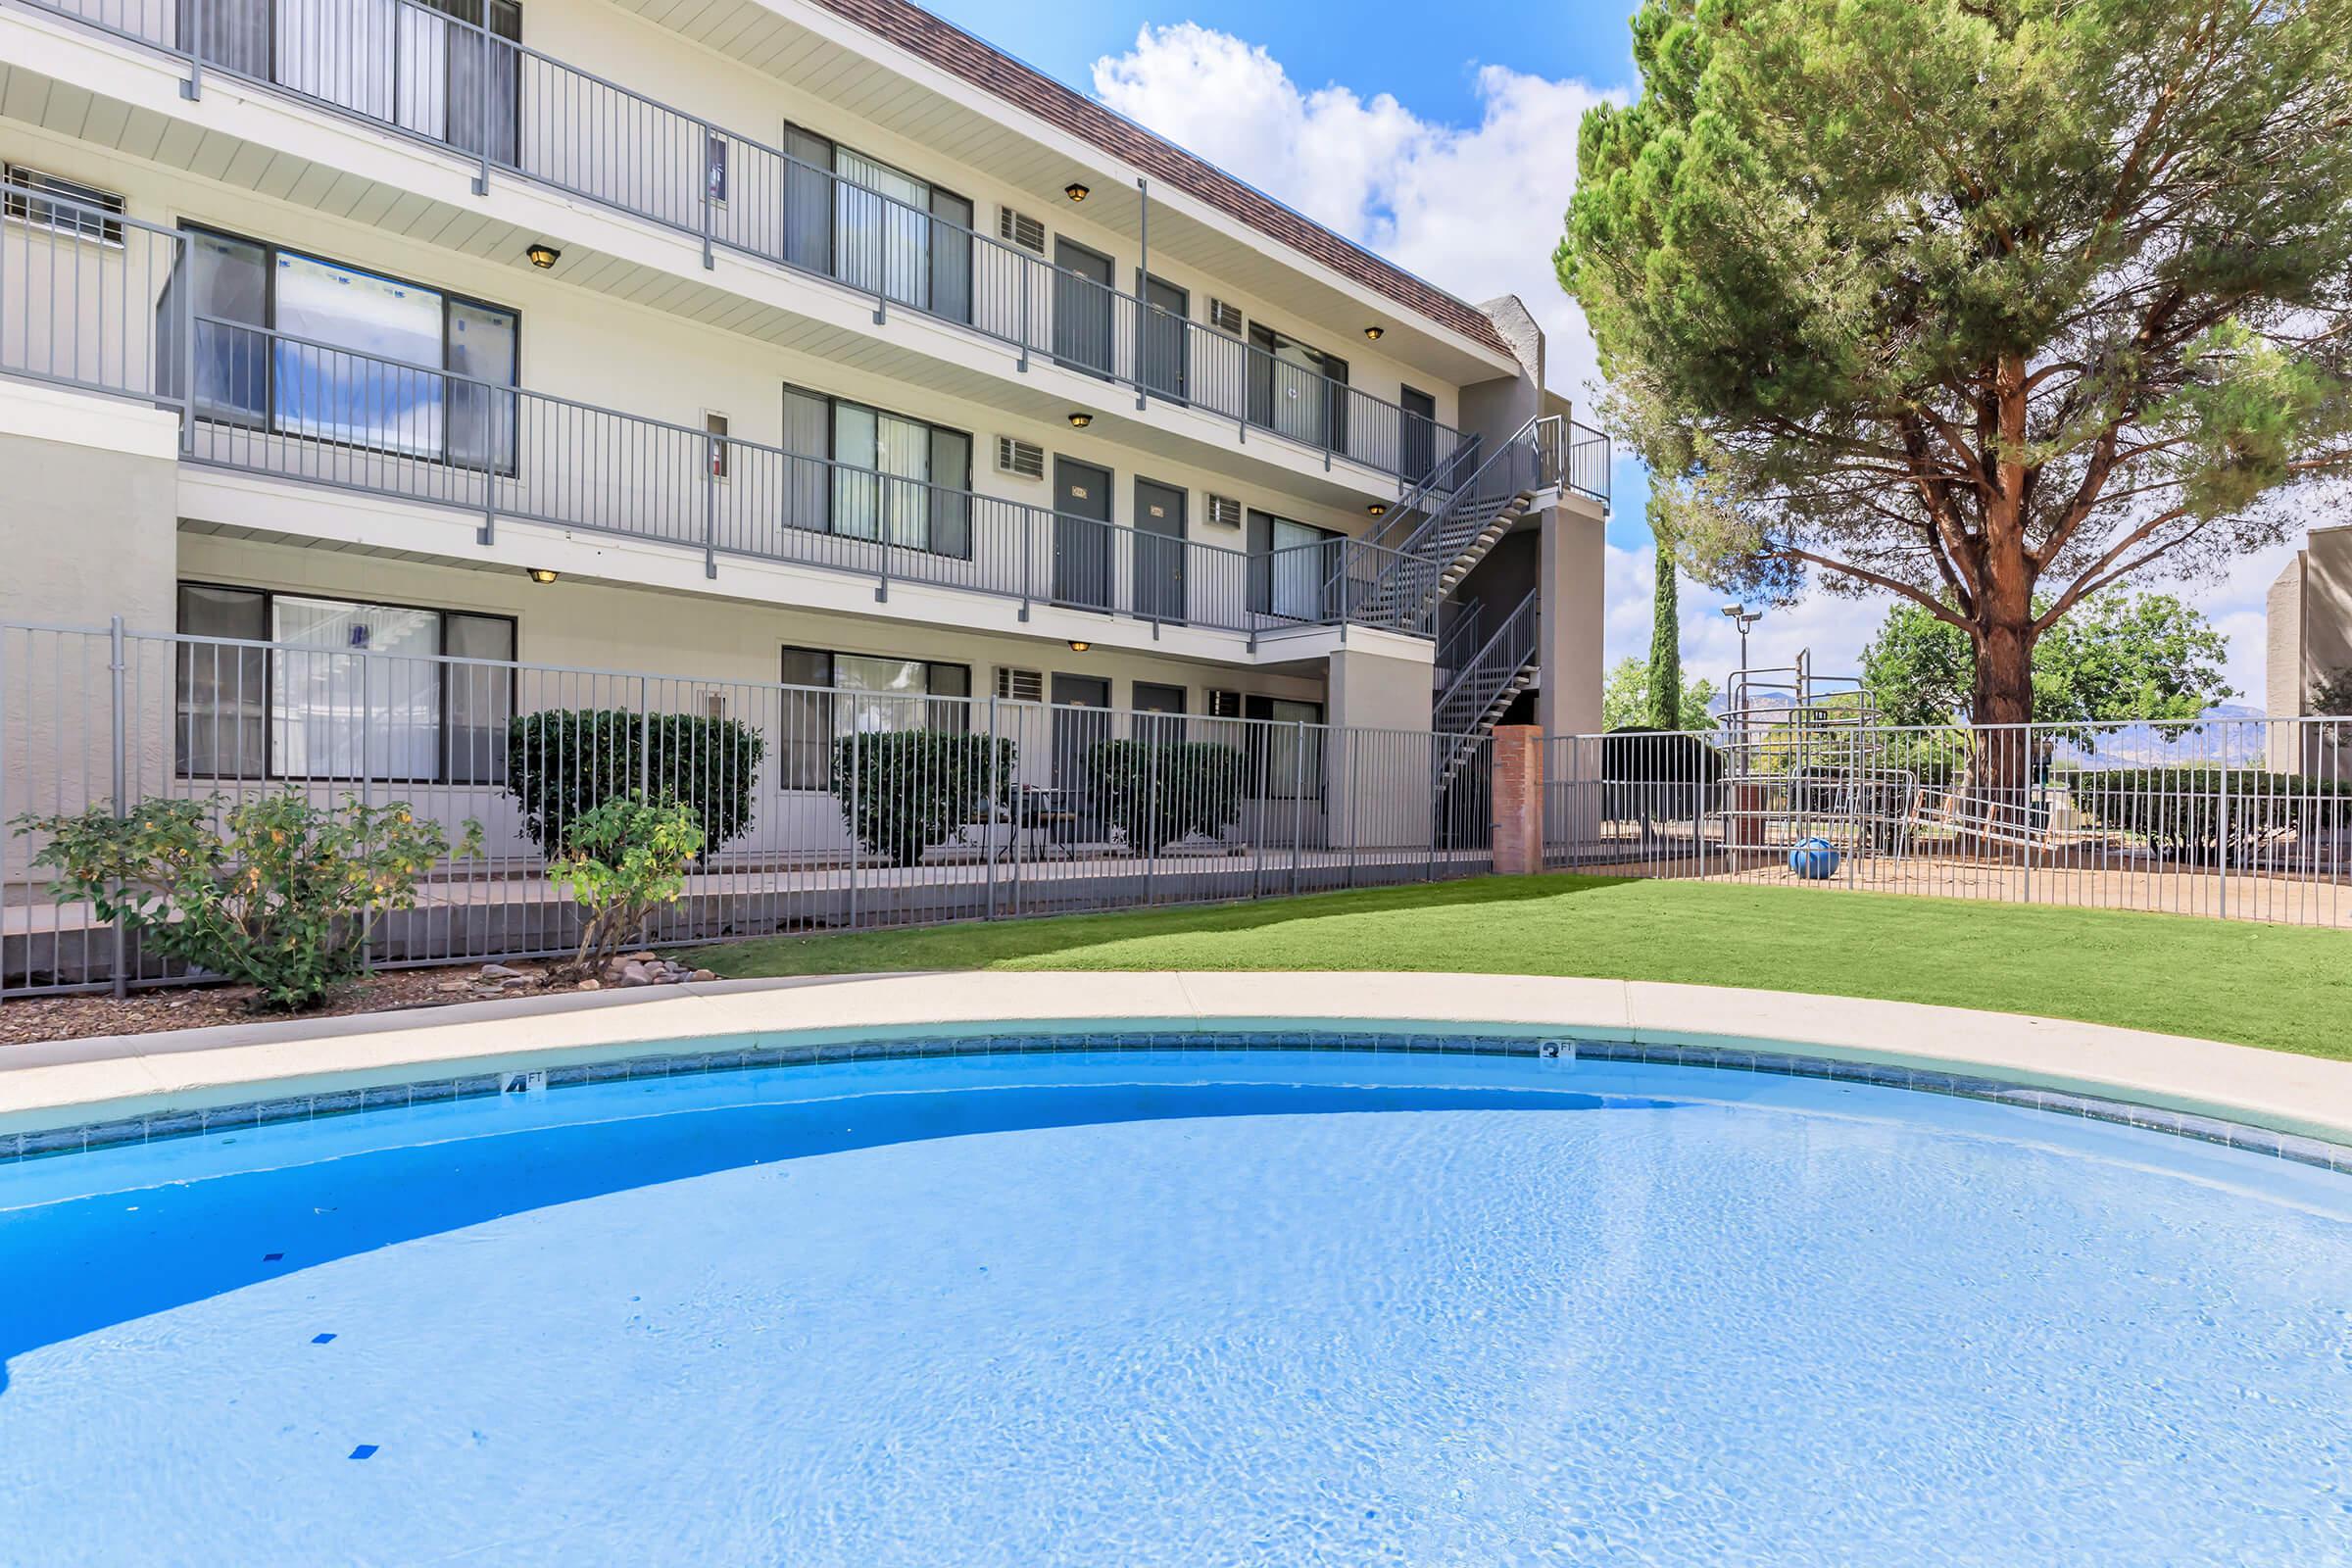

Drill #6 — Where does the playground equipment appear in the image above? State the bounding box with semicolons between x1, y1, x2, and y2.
1712;652;1921;876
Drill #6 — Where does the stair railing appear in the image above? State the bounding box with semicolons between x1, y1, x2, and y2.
1341;416;1564;625
1434;590;1541;736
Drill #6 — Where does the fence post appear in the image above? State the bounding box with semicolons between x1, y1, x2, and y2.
180;0;204;99
702;438;717;579
472;23;491;196
985;695;1000;921
1289;720;1305;897
108;616;129;1000
848;728;861;929
700;126;716;271
2218;747;2232;920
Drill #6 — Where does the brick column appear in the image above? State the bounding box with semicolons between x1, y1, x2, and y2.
1491;724;1544;874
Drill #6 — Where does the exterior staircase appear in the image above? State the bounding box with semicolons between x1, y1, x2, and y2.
1432;589;1541;785
1341;416;1566;635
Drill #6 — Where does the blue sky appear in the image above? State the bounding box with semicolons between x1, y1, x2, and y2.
923;0;2289;702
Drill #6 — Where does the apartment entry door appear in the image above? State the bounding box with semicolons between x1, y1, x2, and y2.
1054;238;1115;376
1133;477;1187;624
1053;457;1115;612
1138;272;1188;402
1050;673;1111;796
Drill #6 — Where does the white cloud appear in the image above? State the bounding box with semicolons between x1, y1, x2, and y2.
1092;24;1620;401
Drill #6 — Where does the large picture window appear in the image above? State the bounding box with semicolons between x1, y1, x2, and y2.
779;384;972;557
777;647;971;789
1246;511;1342;623
1247;324;1348;451
781;125;974;325
169;226;519;471
175;583;516;783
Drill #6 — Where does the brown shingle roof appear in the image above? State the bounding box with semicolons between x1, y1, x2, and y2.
808;0;1517;360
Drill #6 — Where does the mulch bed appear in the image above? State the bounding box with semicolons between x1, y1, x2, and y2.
0;958;595;1047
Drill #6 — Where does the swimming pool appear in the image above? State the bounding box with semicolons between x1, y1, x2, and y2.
6;1041;2351;1564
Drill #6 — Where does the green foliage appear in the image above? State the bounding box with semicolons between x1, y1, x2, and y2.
832;729;1017;867
1085;740;1245;856
1645;502;1684;733
507;710;765;857
1559;0;2352;721
552;792;703;972
2315;667;2352;718
1862;593;2233;742
1603;656;1717;732
14;792;477;1009
2070;767;2349;863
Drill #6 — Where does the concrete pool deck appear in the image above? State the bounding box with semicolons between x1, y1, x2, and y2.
3;972;2349;1149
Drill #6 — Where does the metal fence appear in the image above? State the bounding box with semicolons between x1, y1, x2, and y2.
0;620;1496;997
1545;717;2352;926
2;0;1545;489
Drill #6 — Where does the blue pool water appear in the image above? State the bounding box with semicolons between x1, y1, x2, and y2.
5;1048;2352;1566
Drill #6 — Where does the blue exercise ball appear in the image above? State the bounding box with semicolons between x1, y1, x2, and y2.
1788;837;1841;880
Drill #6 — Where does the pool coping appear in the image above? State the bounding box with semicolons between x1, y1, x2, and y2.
3;972;2348;1152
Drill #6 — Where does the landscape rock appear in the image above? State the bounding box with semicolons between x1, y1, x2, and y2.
690;969;716;983
479;963;524;979
620;961;653;987
577;978;602;991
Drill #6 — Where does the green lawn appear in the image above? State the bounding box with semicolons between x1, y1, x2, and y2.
691;874;2350;1059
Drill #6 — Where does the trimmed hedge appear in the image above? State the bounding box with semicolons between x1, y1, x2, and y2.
833;729;1017;867
1086;739;1246;855
2068;765;2350;862
508;710;766;856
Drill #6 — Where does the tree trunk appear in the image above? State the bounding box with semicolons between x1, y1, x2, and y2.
1969;612;2037;834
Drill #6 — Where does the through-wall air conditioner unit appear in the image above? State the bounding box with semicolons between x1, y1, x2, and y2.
998;206;1046;254
996;435;1046;481
995;667;1045;703
1205;493;1244;530
1207;298;1244;335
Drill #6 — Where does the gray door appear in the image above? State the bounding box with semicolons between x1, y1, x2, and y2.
1138;272;1188;403
1054;238;1114;376
1053;457;1114;612
1133;477;1187;624
1050;673;1111;798
1401;385;1437;484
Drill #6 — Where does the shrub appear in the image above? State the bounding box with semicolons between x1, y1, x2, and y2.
832;729;1017;867
553;793;703;973
508;710;764;857
1086;740;1245;855
2069;766;2351;863
14;792;477;1009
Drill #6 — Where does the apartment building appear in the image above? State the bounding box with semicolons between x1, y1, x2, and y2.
0;0;1609;873
2267;524;2352;772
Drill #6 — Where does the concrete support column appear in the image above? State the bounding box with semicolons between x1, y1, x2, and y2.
0;380;181;631
1537;495;1607;736
1326;641;1436;852
1491;723;1544;873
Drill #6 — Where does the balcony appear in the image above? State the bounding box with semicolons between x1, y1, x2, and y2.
9;0;1471;485
1;182;1444;643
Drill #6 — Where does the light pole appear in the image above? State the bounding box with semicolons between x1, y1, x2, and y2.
1720;603;1761;684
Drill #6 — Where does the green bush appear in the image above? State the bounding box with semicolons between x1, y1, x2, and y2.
2069;766;2350;862
508;709;765;856
553;792;704;973
14;792;478;1009
832;729;1016;867
1086;739;1245;855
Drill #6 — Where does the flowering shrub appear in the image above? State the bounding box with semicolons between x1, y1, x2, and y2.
552;793;704;974
14;793;477;1009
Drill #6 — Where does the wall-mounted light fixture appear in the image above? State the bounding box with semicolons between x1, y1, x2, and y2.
1067;412;1094;428
1362;325;1385;341
525;243;562;270
525;567;560;585
1366;503;1388;517
1063;182;1091;203
1067;640;1091;653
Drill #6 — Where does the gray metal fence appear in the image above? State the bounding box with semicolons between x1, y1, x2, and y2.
1545;718;2352;926
0;619;1496;997
5;0;1531;488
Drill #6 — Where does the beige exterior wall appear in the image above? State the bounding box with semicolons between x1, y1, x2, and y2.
0;382;180;630
2268;526;2352;721
1537;496;1607;736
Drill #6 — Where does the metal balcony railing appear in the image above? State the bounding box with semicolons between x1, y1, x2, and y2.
0;181;1437;641
12;0;1470;484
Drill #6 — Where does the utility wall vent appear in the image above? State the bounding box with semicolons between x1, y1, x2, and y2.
995;667;1045;703
1205;493;1244;530
996;435;1046;481
998;206;1046;253
1207;298;1244;335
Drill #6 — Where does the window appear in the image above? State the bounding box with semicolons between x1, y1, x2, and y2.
1201;690;1323;795
2;166;123;246
779;384;971;556
1247;322;1348;450
705;133;729;206
1246;511;1342;622
777;647;972;788
706;412;730;480
785;125;973;324
174;584;515;782
169;226;519;469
